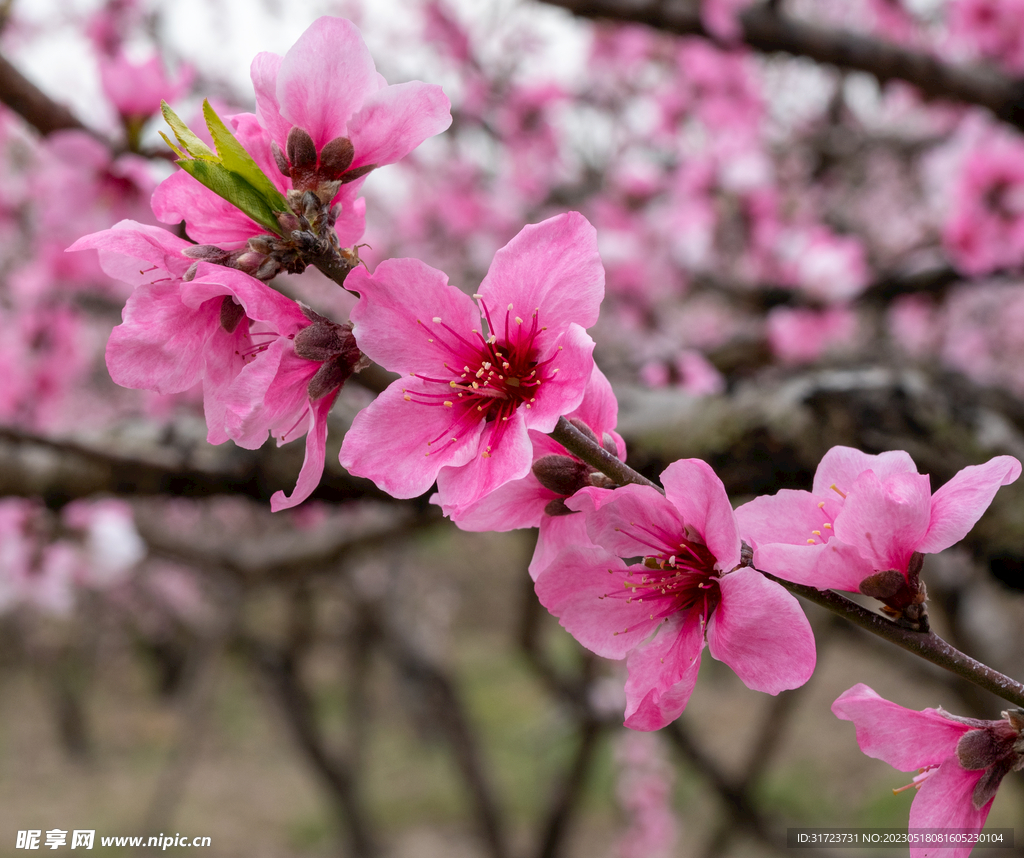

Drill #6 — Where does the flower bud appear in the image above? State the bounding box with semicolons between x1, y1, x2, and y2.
533;454;591;496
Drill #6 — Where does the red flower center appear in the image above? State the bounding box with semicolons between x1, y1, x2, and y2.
606;521;722;624
403;298;561;457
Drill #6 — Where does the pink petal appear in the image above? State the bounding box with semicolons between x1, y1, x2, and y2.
275;17;382;150
330;185;367;248
339;379;482;498
105;280;219;394
346;258;480;374
568;365;622;451
522;323;595;433
222;342;314;449
152;171;263;248
202;323;251;445
271;393;335;512
183;265;308;332
833;470;932;572
623;609;705;731
435;409;534;510
347;81;452;170
815;446;921;493
909;760;991;858
734;489;843;550
812;446;919;496
68;220;192;284
569;484;686;559
530;512;592;581
447;471;553;532
917;456;1022;554
753;538;876;591
251;51;290;150
831;684;970;771
706;567;815;693
478;212;605;333
661;459;740;571
535;544;657;659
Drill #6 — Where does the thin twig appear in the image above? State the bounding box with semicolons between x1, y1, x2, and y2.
764;574;1024;708
550;417;662;492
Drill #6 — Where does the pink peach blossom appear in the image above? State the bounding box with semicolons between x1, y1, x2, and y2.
537;459;816;730
766;305;858;366
943;136;1024;275
340;212;604;513
833;684;1023;858
251;16;451;172
216;303;365;512
99;50;193;121
735;447;1021;597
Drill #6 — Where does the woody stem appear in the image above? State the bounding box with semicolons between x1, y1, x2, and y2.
550;416;662;493
762;574;1024;708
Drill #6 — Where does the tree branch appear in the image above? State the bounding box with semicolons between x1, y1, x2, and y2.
765;574;1024;708
0;51;94;137
537;0;1024;132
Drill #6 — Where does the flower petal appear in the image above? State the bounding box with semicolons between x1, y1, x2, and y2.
152;171;263;248
339;378;482;498
530;511;593;581
569;364;623;455
812;446;919;496
569;484;686;559
623;609;705;731
346;258;480;374
707;567;815;693
535;543;656;659
275;17;382;150
831;684;970;771
832;470;932;572
478;212;605;333
221;341;314;449
105;279;218;394
250;51;290;150
435;408;533;511
271;393;336;512
661;459;740;571
917;456;1022;554
67;220;192;284
522;324;595;433
909;760;991;858
752;538;876;591
734;489;842;550
447;471;553;533
347;80;452;170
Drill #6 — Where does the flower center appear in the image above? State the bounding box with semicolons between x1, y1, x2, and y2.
608;521;722;624
403;297;560;456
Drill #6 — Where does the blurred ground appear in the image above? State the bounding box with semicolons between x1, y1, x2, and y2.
0;522;1022;858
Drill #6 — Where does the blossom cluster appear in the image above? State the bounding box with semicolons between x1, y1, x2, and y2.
65;12;1024;855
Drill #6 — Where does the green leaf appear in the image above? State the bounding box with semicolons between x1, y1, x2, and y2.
177;160;285;236
202;101;290;213
159;100;290;237
161;101;216;161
